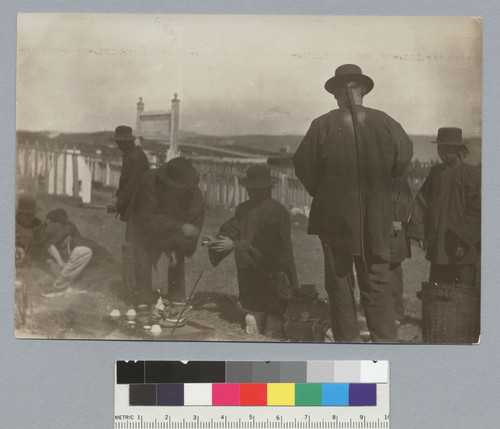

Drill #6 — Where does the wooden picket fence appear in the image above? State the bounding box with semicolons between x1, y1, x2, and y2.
16;140;312;210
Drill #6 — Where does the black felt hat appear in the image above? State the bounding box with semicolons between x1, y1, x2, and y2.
158;157;199;189
432;127;467;145
239;165;279;189
112;125;135;142
324;64;374;95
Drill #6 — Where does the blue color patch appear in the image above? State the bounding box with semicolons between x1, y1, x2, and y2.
322;383;349;406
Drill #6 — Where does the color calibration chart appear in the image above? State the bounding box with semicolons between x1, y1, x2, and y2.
115;361;390;428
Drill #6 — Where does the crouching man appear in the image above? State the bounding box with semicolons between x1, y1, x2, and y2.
126;157;204;326
207;165;299;335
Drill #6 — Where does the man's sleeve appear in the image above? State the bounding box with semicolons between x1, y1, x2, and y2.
390;120;414;177
171;188;205;256
293;120;321;196
117;151;150;217
208;209;242;267
449;166;481;246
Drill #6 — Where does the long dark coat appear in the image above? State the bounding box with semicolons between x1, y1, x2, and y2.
126;167;205;266
407;162;481;265
116;145;150;220
209;197;299;313
293;106;413;260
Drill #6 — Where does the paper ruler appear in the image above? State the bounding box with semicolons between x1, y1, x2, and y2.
115;360;390;429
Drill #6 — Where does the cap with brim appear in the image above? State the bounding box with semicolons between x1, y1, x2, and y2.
239;165;279;189
112;125;135;142
432;127;467;145
324;64;374;95
158;157;199;189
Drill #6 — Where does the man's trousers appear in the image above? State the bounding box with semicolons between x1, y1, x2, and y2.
322;242;397;343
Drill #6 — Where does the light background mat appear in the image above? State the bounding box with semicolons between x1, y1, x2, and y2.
1;2;500;429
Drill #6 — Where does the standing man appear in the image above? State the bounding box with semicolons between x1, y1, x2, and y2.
112;125;150;222
126;157;204;326
293;64;413;342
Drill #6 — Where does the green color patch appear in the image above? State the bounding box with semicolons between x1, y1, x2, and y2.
295;383;322;406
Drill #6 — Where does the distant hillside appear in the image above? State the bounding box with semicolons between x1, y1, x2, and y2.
16;130;481;165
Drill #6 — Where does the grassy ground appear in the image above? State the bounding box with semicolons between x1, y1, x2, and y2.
15;192;427;342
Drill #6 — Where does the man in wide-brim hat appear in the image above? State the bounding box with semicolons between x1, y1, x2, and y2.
208;165;299;335
293;63;413;343
126;157;205;326
407;127;481;343
112;125;150;222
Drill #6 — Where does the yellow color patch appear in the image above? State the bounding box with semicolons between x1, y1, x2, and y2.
267;383;295;406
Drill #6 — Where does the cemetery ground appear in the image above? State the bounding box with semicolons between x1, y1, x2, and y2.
15;192;427;343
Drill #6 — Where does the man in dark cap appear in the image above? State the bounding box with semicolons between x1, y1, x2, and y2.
112;125;150;222
15;196;45;266
207;165;300;335
293;64;413;343
126;157;204;326
408;127;481;288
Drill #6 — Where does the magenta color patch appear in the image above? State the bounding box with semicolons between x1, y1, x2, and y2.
212;383;240;406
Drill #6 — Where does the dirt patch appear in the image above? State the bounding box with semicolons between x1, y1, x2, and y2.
15;195;427;343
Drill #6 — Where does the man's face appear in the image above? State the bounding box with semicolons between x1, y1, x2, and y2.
247;187;271;200
116;140;133;153
437;144;462;164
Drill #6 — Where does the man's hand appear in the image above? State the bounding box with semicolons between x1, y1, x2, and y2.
181;223;200;239
210;236;233;253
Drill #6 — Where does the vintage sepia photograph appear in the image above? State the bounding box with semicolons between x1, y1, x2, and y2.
15;14;482;343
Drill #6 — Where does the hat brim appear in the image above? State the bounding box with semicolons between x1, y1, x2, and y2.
324;74;374;95
239;177;279;189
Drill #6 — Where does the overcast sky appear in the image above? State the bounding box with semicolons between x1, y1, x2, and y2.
17;14;482;137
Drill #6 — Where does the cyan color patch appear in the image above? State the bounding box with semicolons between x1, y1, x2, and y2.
322;383;349;406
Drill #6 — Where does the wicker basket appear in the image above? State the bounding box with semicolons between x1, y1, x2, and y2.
421;282;479;344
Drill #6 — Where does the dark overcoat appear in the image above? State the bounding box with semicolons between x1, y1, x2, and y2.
407;162;481;265
127;167;204;266
293;106;413;260
209;197;299;312
116;145;150;220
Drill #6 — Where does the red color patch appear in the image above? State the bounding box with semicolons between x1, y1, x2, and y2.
240;383;267;406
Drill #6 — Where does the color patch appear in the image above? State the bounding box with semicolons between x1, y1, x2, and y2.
307;361;334;382
268;383;295;406
333;361;361;383
322;383;349;406
184;383;212;406
349;384;377;406
117;361;144;384
252;362;280;383
360;361;388;383
129;384;156;406
199;361;226;383
157;383;184;406
279;361;307;383
240;383;267;406
295;383;322;406
226;362;253;383
145;361;200;383
212;383;240;406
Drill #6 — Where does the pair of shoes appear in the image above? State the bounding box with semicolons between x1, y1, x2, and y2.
158;301;192;328
41;285;68;298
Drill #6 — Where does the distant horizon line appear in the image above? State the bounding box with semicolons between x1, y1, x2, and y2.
15;128;483;139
